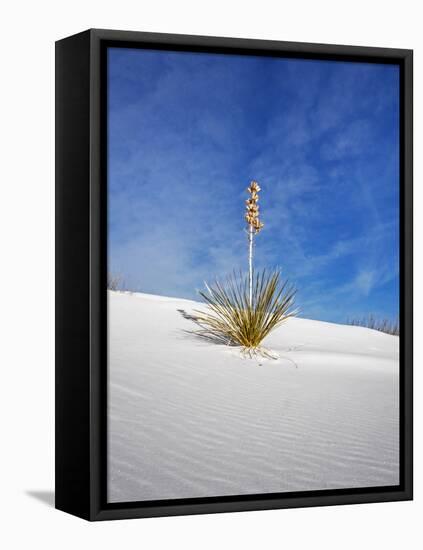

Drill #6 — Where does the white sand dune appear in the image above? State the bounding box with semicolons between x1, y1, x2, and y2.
108;291;399;503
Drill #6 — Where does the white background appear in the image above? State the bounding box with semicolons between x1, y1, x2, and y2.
0;1;420;548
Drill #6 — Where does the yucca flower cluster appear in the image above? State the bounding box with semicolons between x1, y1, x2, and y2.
245;180;264;233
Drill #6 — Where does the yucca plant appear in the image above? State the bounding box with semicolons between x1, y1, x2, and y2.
194;181;297;357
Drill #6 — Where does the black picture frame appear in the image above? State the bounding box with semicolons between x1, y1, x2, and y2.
55;28;413;521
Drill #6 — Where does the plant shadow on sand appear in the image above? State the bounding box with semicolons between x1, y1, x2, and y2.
177;309;239;347
177;308;299;368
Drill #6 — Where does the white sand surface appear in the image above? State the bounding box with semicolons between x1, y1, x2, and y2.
108;291;399;503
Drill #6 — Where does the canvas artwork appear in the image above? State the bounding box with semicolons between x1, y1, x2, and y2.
106;47;400;504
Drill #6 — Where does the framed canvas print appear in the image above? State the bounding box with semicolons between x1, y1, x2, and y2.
55;29;413;521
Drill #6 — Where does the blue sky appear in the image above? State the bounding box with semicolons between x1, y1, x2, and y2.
108;47;399;324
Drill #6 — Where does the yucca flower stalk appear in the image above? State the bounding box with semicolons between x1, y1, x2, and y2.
245;181;264;307
193;180;297;358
